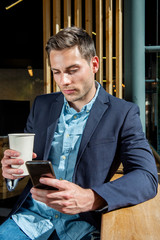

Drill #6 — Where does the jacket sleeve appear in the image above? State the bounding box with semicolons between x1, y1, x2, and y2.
92;104;158;212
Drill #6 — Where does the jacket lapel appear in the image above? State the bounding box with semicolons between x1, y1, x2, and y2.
44;94;64;159
76;87;110;164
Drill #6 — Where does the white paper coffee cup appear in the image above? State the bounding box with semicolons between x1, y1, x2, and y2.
8;133;35;176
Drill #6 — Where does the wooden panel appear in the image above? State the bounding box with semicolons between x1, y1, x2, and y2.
105;0;113;94
85;0;92;36
96;0;103;85
53;0;61;34
116;0;123;98
74;0;82;28
43;0;123;96
53;0;61;92
101;184;160;240
64;0;71;28
43;0;51;93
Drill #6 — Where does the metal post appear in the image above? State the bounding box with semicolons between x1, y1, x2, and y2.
124;0;145;131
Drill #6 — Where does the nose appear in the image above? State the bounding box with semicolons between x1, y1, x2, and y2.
60;73;71;85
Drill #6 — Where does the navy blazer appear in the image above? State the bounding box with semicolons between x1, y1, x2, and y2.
8;85;158;230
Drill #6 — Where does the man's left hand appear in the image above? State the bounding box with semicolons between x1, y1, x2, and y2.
30;178;106;215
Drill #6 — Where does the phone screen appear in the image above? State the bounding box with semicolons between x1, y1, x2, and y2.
26;160;58;190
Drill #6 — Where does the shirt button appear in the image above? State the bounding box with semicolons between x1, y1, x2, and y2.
55;214;59;219
59;177;63;180
66;134;70;138
86;110;89;113
62;155;66;160
74;115;77;119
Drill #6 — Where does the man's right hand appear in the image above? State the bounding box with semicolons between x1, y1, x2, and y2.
1;149;37;180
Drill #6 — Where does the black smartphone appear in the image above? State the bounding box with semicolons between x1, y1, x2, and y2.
26;160;58;190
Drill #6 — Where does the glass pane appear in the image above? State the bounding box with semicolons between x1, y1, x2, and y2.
0;0;43;134
145;52;158;149
145;0;160;154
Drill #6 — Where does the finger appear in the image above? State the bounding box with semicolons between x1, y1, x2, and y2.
31;192;46;202
3;173;24;180
2;158;24;166
30;187;51;197
2;170;24;180
2;165;24;178
39;178;69;191
30;188;49;203
32;152;37;159
3;149;20;158
30;187;62;203
6;167;24;175
31;193;62;211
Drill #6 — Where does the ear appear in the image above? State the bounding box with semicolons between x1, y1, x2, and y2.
91;56;99;73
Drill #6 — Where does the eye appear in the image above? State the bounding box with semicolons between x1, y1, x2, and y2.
68;69;78;75
53;71;60;75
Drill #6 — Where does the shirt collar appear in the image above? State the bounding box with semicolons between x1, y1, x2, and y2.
64;81;100;114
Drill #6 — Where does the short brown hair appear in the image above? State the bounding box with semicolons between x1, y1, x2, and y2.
45;26;96;63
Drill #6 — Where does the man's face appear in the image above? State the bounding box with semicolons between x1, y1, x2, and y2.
50;46;99;111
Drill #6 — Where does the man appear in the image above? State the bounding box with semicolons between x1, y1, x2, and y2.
0;27;158;240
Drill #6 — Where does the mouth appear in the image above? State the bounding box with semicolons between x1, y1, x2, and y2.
63;89;75;95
